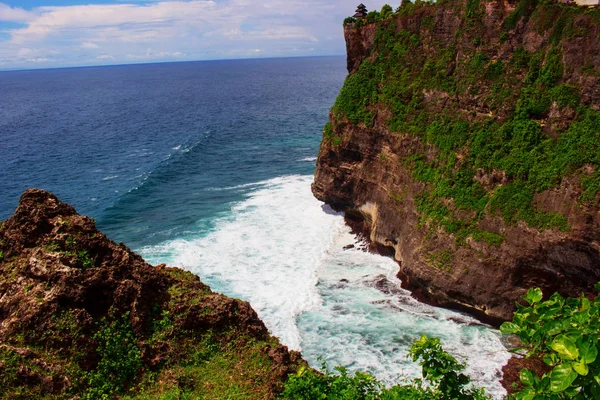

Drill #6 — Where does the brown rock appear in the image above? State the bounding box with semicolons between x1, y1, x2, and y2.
313;0;600;327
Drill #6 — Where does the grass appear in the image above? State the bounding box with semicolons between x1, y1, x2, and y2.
427;249;454;272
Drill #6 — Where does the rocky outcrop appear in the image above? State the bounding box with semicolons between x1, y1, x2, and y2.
313;0;600;323
0;189;302;399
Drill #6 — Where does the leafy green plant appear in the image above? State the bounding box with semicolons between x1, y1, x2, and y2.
501;286;600;399
381;4;394;19
77;250;95;269
323;122;334;140
282;335;490;400
66;235;77;247
366;11;382;24
84;313;141;399
344;17;357;27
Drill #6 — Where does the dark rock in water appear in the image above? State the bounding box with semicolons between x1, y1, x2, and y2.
445;316;486;327
343;244;355;250
340;278;349;283
0;189;303;399
365;274;403;296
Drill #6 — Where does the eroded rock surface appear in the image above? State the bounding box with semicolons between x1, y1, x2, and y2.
314;0;600;323
0;189;301;399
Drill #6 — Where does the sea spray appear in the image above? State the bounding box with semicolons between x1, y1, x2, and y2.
140;175;342;348
139;175;510;399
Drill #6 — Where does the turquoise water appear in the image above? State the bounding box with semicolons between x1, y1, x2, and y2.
0;57;510;398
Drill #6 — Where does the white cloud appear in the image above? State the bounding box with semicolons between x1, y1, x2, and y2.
0;3;36;22
126;48;184;59
96;53;114;59
81;42;100;49
0;0;392;69
26;57;51;63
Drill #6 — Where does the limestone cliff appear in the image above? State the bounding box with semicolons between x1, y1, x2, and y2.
0;190;301;399
313;0;600;323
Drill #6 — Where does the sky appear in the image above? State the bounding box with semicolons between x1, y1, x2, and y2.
0;0;393;70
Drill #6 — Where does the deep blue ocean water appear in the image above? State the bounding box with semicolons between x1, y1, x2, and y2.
0;57;338;247
0;57;510;398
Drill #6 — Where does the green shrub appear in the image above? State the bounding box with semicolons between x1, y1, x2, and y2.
366;11;382;24
77;250;95;269
501;286;600;399
333;60;380;126
84;313;141;399
512;47;531;69
538;46;564;88
323;122;334;140
485;60;504;80
580;171;600;203
381;4;394;19
470;52;490;72
503;0;538;30
549;84;580;109
466;0;482;20
344;17;357;27
282;335;490;400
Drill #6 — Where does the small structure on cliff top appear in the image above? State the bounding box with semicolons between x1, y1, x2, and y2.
353;3;368;18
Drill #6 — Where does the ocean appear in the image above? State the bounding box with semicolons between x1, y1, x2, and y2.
0;57;510;398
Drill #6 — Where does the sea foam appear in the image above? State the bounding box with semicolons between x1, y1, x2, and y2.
139;174;509;399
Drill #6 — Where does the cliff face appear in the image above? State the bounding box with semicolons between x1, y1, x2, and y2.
313;0;600;323
0;190;301;399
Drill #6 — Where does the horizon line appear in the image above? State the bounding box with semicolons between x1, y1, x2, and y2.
0;54;346;74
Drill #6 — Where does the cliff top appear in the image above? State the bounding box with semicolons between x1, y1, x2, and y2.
0;189;301;399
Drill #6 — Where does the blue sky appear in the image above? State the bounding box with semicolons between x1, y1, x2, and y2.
0;0;392;70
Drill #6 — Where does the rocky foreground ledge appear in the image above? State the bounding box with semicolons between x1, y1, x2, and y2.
0;189;302;399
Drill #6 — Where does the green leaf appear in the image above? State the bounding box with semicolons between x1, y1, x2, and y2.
572;359;589;376
543;354;556;366
515;389;536;400
549;364;578;392
523;288;543;304
590;380;600;400
581;296;591;311
551;335;579;360
500;322;521;334
579;337;598;364
594;282;600;293
520;368;535;387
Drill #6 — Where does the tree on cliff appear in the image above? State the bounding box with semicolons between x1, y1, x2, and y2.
381;4;394;19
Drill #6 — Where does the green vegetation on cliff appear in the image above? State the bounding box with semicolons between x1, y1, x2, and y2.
0;189;301;399
330;0;600;248
283;335;490;400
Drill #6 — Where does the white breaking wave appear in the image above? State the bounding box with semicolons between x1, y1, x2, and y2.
141;175;342;349
299;228;509;399
299;156;317;162
203;181;265;192
139;174;509;399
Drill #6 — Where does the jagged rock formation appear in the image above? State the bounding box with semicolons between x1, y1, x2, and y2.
313;0;600;323
0;189;301;399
